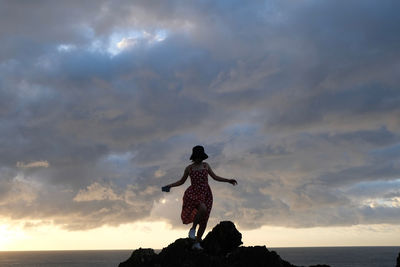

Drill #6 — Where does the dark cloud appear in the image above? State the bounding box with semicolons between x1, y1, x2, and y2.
0;0;400;230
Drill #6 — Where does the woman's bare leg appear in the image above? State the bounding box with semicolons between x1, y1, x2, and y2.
196;221;207;242
191;203;207;242
192;203;206;228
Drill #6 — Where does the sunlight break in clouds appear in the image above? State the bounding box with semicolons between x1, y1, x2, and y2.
108;30;167;55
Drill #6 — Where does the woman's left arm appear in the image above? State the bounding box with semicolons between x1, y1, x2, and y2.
206;163;237;186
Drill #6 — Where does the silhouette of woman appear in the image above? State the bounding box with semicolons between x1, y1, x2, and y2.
162;145;237;250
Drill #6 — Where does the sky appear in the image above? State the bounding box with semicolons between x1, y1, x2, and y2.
0;0;400;250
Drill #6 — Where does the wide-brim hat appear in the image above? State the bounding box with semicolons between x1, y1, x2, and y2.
190;145;208;161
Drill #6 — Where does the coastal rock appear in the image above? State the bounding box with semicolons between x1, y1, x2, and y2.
119;221;329;267
397;252;400;267
226;246;296;267
119;248;157;267
202;221;243;255
157;238;223;267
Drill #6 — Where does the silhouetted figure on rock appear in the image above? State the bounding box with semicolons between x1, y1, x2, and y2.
162;145;237;250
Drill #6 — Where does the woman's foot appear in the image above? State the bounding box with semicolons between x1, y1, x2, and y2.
192;242;203;250
188;227;196;240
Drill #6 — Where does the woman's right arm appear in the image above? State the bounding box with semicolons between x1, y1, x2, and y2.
164;166;189;189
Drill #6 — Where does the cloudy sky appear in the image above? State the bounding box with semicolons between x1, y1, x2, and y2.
1;0;400;250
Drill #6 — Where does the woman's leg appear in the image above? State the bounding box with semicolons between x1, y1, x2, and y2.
196;220;207;242
191;203;207;241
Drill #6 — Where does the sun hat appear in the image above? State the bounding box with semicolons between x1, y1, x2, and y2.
190;145;208;161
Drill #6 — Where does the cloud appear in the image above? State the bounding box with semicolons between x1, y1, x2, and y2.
0;173;38;206
16;161;50;169
73;183;121;202
0;0;399;231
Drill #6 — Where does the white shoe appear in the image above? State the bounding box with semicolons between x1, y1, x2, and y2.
192;242;203;250
188;228;196;240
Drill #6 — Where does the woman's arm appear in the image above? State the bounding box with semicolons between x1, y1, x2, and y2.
206;163;237;185
163;166;190;189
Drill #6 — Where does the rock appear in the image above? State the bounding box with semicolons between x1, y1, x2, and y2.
309;265;331;267
202;221;243;255
119;221;329;267
157;238;223;267
119;248;157;267
226;246;296;267
397;252;400;267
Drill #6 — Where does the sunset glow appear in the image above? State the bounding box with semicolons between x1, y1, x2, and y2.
1;220;400;251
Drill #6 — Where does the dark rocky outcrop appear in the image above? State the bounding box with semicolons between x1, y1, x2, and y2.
119;221;329;267
201;220;243;255
396;252;400;267
120;249;157;267
226;246;295;267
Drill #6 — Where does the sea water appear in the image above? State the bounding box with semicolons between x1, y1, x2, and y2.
0;247;398;267
272;246;400;267
0;250;132;267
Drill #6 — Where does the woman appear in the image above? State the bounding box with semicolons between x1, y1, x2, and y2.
162;145;237;250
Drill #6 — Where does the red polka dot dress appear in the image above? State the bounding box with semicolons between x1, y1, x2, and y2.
181;163;213;225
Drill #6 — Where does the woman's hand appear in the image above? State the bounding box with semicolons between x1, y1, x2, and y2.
228;179;238;186
161;186;171;192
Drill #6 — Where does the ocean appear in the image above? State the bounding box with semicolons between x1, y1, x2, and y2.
272;246;400;267
0;247;398;267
